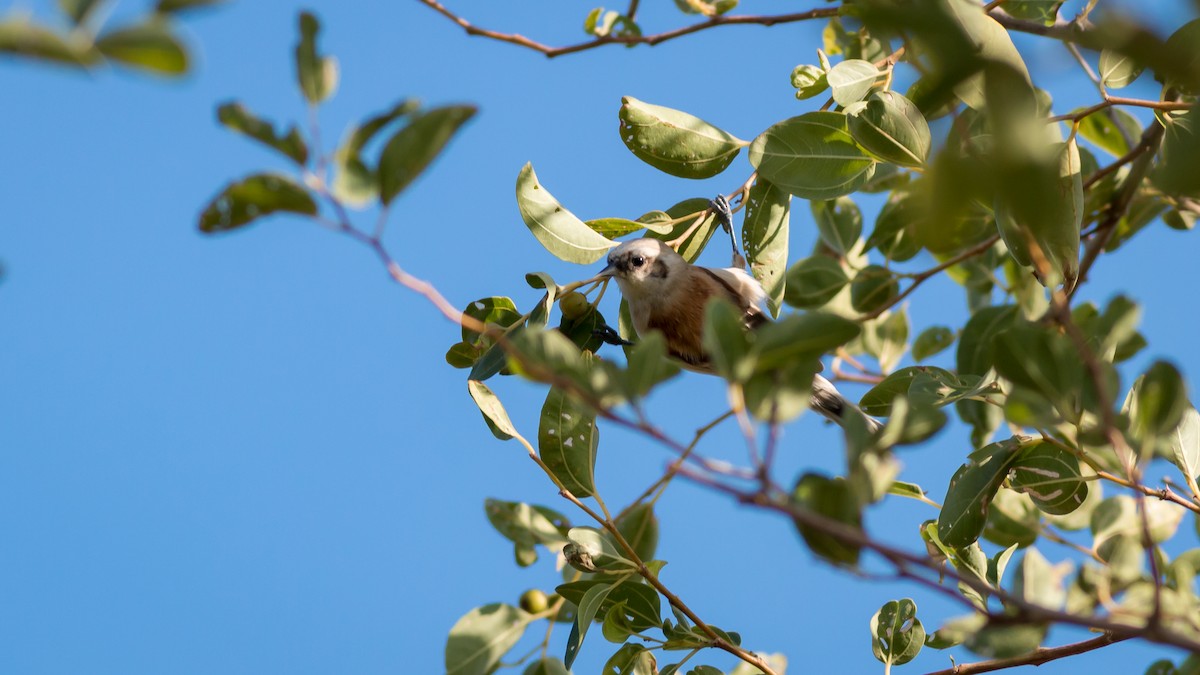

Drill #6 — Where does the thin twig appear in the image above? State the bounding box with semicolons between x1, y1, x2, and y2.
922;632;1129;675
416;0;837;58
858;235;1001;321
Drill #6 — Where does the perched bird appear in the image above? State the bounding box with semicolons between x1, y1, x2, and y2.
597;237;879;431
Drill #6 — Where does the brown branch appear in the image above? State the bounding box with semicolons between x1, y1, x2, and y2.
922;632;1130;675
676;467;1200;655
1070;117;1166;297
415;0;837;58
858;234;1001;321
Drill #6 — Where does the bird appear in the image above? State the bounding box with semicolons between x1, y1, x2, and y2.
596;237;880;431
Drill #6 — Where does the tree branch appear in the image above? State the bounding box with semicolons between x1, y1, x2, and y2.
415;0;838;58
922;632;1130;675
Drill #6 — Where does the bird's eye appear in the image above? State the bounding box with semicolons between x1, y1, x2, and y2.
632;256;645;267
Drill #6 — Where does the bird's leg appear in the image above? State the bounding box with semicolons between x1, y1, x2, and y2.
593;323;634;347
709;194;745;267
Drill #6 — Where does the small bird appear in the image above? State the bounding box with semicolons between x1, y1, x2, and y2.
597;237;879;431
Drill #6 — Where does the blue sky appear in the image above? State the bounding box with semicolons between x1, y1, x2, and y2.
2;1;1199;673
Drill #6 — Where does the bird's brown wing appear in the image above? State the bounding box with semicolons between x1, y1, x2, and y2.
697;267;768;330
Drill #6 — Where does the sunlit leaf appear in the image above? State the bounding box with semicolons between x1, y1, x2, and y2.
517;163;618;264
871;598;925;666
445;604;531;675
295;12;337;104
848;91;931;167
827;59;880;106
742;179;790;316
96;21;188;75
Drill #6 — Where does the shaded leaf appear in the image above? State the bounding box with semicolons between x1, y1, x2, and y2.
1010;442;1088;515
198;173;317;233
812;196;862;256
295;12;337;104
848;91;931;167
938;437;1024;547
216;101;308;164
912;326;955;361
538;388;599;497
792;473;862;565
96;21;188;75
0;18;95;66
618;96;743;179
871;598;925;666
749;112;876;200
742;179;790;316
378;105;476;204
783;255;849;309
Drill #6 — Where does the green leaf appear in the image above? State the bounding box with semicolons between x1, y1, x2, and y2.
827;59;880;106
1010;442;1088;515
811;196;862;256
95;21;188;75
983;488;1037;549
753;311;860;372
565;581;614;668
615;504;659;562
859;366;950;416
871;598;925;666
331;99;419;205
462;296;521;344
748;112;876;200
1000;0;1062;25
468;380;518;441
957;305;1019;376
783;256;849;309
586;218;650;238
445;603;532;675
517;163;618;264
946;0;1032;110
524;657;571;675
484;499;570;553
378;105;476;205
994;139;1083;289
791;64;829;100
847;91;931;167
216;102;308;165
938;437;1024;548
888;480;927;501
912;326;955;361
850;265;899;314
59;0;104;25
155;0;225;13
865;190;922;262
742;179;791;317
1099;49;1144;89
538;388;598;497
1131;361;1188;439
295;12;337;104
1166;407;1200;489
622;332;681;398
0;18;95;67
618;96;743;179
563;527;630;573
641;198;720;264
702;300;755;382
965;622;1047;659
1013;546;1070;610
1077;107;1141;158
198;173;318;234
602;644;657;675
791;473;862;565
1154;107;1200;197
558;305;607;353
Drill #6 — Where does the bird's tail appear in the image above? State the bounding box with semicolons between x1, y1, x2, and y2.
810;374;883;433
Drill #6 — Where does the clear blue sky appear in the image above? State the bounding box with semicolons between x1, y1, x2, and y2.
2;1;1199;673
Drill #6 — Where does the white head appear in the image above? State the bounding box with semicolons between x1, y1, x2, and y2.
597;239;688;299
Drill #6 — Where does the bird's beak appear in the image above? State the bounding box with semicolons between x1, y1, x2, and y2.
597;263;617;279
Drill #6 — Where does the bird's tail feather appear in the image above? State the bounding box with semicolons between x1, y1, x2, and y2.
810;374;882;432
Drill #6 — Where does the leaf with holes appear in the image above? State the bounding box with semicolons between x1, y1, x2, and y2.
198;173;317;233
1010;442;1088;515
538;388;598;497
871;598;925;666
742;179;791;316
938;437;1024;547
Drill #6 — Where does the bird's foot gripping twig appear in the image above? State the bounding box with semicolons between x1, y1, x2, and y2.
593;323;634;347
709;194;747;268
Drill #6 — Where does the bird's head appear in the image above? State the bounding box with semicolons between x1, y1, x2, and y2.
597;239;686;298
